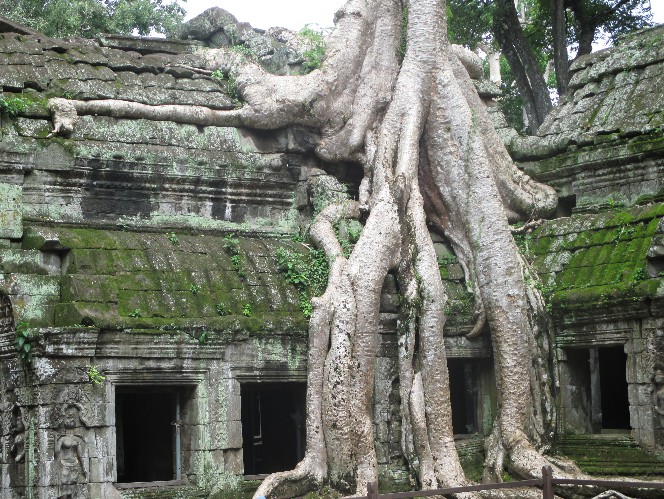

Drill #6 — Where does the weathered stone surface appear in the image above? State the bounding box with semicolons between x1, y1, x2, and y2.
1;13;664;499
0;182;22;238
508;26;664;211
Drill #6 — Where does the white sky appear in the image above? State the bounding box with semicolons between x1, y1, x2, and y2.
182;0;664;31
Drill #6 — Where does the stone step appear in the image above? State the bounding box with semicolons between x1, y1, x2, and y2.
557;435;664;475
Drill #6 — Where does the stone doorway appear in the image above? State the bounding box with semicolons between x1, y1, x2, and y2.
561;345;630;434
115;386;189;483
447;358;495;436
449;359;478;435
241;382;306;476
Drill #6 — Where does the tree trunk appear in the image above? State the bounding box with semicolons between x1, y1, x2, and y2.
550;0;570;96
492;0;552;132
47;0;585;496
567;0;596;61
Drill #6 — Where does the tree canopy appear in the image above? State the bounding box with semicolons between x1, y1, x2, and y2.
448;0;654;132
0;0;185;38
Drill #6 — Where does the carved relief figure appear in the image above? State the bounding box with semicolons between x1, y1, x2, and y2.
9;406;26;463
55;403;88;499
654;367;664;446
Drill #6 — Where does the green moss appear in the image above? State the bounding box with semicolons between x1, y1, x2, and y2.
54;302;118;326
20;225;305;333
61;275;118;303
528;203;664;312
557;435;664;476
0;93;45;116
377;466;412;494
460;458;485;483
275;244;330;318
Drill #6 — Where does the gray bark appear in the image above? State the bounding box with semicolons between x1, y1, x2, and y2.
492;0;552;132
551;0;570;97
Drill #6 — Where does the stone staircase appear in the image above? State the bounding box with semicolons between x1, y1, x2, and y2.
557;434;664;476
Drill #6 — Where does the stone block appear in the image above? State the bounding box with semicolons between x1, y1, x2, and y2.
34;143;74;172
89;427;114;460
38;459;59;486
182;424;210;452
34;406;56;430
433;241;454;259
0;250;61;275
181;395;203;424
0;183;22;239
9;294;57;327
226;394;241;422
636;406;656;447
0;274;60;297
627;383;651;407
88;456;103;483
634;352;657;384
225;420;242;449
376;440;389;465
380;292;399;313
375;421;389;442
0;464;9;489
37;485;63;499
88;483;104;499
61;274;118;303
625;338;647;355
223;449;243;474
88;455;114;483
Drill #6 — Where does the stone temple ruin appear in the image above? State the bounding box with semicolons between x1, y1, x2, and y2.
1;8;664;499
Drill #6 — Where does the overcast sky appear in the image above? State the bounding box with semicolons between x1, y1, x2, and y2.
182;0;664;31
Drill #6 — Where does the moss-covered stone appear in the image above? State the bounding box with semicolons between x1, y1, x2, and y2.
526;203;664;316
556;435;664;476
19;225;307;336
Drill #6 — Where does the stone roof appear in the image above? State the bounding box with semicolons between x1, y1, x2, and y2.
0;27;316;239
542;24;664;141
508;25;664;212
0;18;350;337
525;202;664;327
0;225;308;337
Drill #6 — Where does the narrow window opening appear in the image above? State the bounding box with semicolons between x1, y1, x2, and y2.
556;194;577;218
116;387;187;483
241;382;306;476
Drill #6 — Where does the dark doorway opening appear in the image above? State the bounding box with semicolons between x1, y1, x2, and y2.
448;359;478;435
562;346;630;434
598;346;630;430
116;387;186;483
241;382;306;475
